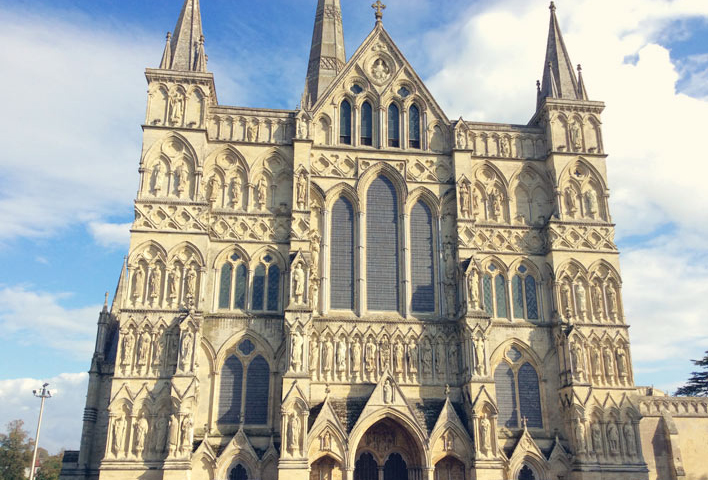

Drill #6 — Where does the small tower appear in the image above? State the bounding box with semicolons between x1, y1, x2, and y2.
304;0;346;108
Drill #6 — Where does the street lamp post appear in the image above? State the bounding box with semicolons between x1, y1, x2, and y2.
29;383;52;480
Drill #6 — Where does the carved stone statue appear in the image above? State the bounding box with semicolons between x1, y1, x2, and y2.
336;339;347;375
134;417;149;456
474;336;486;376
571;342;585;381
585;189;599;218
179;331;193;371
383;379;393;404
603;347;615;381
246;124;255;142
121;331;135;366
296;172;307;209
448;342;459;375
480;415;491;454
291;331;303;372
459;182;471;218
489;188;503;221
137;331;151;366
560;282;573;317
468;268;480;310
132;268;145;300
591;423;603;454
456;129;466;149
607;423;620;454
309;337;319;373
591;347;601;379
112;415;126;455
168;92;184;125
472;188;480;219
174;164;187;198
180;416;193;454
380;339;391;372
564;187;577;218
168;271;178;301
149;268;161;300
323;338;334;376
393;341;404;373
151;164;163;195
435;341;445;375
257;177;268;209
154;416;168;453
310;232;321;277
616;347;628;381
573;418;587;454
407;340;418;374
308;274;319;311
153;332;165;367
288;414;301;455
592;284;603;319
292;262;306;305
230;176;242;208
321;431;331;451
351;339;362;374
207;176;220;203
569;120;582;151
421;341;432;374
607;285;619;318
500;136;511;157
365;338;377;376
623;424;637;456
576;284;587;317
185;268;196;300
371;58;390;82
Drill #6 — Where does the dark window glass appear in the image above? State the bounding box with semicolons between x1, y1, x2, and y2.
410;201;434;312
519;362;543;428
354;453;378;480
483;274;493;316
234;264;247;309
495;275;508;318
518;465;535;480
244;355;270;424
383;453;407;480
361;101;373;146
409;105;420;149
331;197;355;310
525;276;538;320
218;263;232;309
238;339;255;356
494;362;517;428
252;264;265;311
512;275;524;319
367;176;400;311
267;265;280;312
230;465;248;480
340;100;352;144
218;356;243;424
388;104;400;147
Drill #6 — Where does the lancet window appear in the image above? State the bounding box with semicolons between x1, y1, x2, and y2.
493;346;543;429
511;265;539;320
483;264;508;318
409;104;421;149
330;197;355;310
218;339;270;426
340;100;352;145
251;255;280;312
361;101;373;146
388;104;400;148
367;175;400;311
218;253;248;310
410;200;435;313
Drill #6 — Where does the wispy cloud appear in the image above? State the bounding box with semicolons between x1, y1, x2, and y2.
88;221;131;249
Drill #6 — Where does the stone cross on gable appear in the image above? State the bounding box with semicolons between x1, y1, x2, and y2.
372;0;386;22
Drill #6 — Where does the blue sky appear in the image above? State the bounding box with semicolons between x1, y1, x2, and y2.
0;0;707;453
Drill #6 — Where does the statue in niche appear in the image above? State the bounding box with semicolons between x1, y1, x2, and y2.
168;416;178;456
480;415;491;454
435;341;445;375
132;268;145;300
574;418;587;454
230;176;242;208
308;274;320;311
616;347;628;381
292;262;306;305
383;379;393;404
585;189;599;218
297;119;306;139
459;182;471;218
365;338;376;374
256;177;268;209
468;268;480;310
179;331;193;371
287;413;300;455
407;339;418;374
445;285;456;317
591;347;602;379
448;342;459;375
603;347;615;380
380;339;391;372
168;91;184;125
456;129;466;149
296;172;307;209
336;339;347;376
474;336;486;376
112;415;126;455
174;164;187;198
153;333;165;367
322;338;333;377
168;332;179;367
291;331;303;372
576;284;587;317
371;58;390;82
560;282;573;317
443;243;456;283
309;337;319;374
623;424;637;456
121;331;135;366
421;341;432;374
501;137;511;157
393;341;404;373
607;285;619;318
591;423;603;454
569;120;582;151
180;416;193;454
351;339;362;374
207;176;219;203
310;232;321;277
154;416;168;453
151;164;163;195
591;284;603;319
134;416;149;456
246;124;255;142
137;331;151;367
167;271;178;301
564;187;578;218
321;431;332;451
607;423;620;454
488;188;503;221
571;342;585;381
444;431;455;451
185;268;196;300
149;268;161;300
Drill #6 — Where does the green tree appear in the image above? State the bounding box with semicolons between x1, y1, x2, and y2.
676;350;708;396
35;451;63;480
0;420;34;480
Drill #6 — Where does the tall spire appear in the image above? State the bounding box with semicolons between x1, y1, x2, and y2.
538;2;583;101
161;0;207;72
305;0;346;107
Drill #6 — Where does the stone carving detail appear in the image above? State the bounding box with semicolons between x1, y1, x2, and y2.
134;203;209;234
371;58;391;83
311;154;356;178
573;418;587;455
458;225;545;254
479;415;492;455
406;158;452;183
296;171;308;209
291;331;304;373
111;415;127;457
287;413;301;455
210;215;290;243
547;224;616;252
133;416;149;457
292;261;306;305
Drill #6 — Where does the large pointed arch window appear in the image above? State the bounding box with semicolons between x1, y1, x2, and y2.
331;197;355;310
511;265;539;321
493;347;543;429
482;263;508;318
409;104;421;149
388;104;400;148
367;175;400;311
410;200;435;313
218;253;248;310
340;100;352;145
251;255;280;312
361;101;373;146
218;340;271;427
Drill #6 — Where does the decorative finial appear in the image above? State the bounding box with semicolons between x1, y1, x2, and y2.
166;31;171;41
445;384;451;397
372;0;386;23
522;416;528;430
325;383;331;396
577;64;582;73
549;1;556;12
536;80;541;92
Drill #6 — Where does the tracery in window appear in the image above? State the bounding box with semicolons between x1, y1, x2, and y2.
388;104;400;148
409;104;421;149
218;253;248;310
218;340;270;427
511;265;539;320
340;100;352;145
367;176;400;311
361;101;373;146
493;347;543;430
251;255;280;312
482;263;508;318
410;200;435;312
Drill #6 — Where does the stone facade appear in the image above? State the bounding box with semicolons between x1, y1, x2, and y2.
59;1;708;480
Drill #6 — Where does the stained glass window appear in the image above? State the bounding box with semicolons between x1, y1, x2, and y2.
244;355;269;424
410;201;434;312
267;265;280;312
252;264;265;311
218;356;243;424
483;274;493;316
512;275;524;319
361;101;373;146
525;276;538;320
367;176;399;311
519;363;542;428
495;274;508;318
409;105;420;149
494;362;517;428
388;104;400;148
331;197;355;310
218;263;232;309
340;100;352;144
234;264;247;309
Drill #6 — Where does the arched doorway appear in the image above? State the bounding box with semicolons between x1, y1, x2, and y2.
383;453;407;480
354;452;377;480
518;465;536;480
353;419;424;480
229;464;248;480
435;456;465;480
311;455;343;480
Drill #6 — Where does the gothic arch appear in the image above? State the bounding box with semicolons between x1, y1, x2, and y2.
406;186;441;217
356;161;408;207
204;145;249;177
324;182;360;212
142;131;199;169
168;241;205;267
211;244;251;270
490;339;544;371
249;246;286;272
128;240;168;267
215;331;277;370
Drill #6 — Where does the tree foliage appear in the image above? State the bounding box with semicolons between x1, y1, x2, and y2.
0;420;33;480
675;350;708;397
35;451;63;480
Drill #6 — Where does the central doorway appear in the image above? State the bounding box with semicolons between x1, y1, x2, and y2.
353;418;422;480
384;453;407;480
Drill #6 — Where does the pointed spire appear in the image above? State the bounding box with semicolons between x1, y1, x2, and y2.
111;257;128;314
159;32;172;69
162;0;206;72
305;0;346;107
539;2;583;102
576;64;589;100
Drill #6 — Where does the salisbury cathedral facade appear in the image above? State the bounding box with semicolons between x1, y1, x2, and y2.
59;1;708;480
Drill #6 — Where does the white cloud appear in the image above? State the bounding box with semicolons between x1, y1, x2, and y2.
0;8;151;242
88;221;131;248
0;285;98;358
0;372;88;454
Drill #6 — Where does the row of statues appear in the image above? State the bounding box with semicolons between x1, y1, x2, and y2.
205;175;269;210
119;327;195;376
570;340;630;386
458;182;505;222
560;280;620;321
455;129;521;159
149;162;192;199
130;264;198;309
564;185;601;220
108;412;193;460
573;418;639;461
